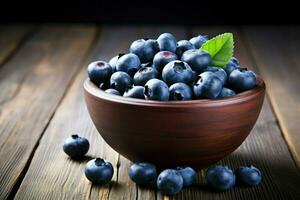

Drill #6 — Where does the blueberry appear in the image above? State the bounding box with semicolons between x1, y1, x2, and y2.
218;88;236;98
109;53;125;72
230;57;239;65
228;68;257;92
124;86;145;99
224;57;240;75
99;81;111;90
204;66;227;85
85;158;114;185
162;60;194;86
105;88;121;96
176;40;195;59
157;169;183;195
193;72;223;99
169;83;193;101
206;165;236;191
157;33;177;53
153;51;177;72
181;49;211;72
130;38;159;63
128;162;157;185
116;53;141;76
87;61;113;85
141;62;154;68
176;167;197;187
144;79;169;101
235;165;262;186
133;67;159;86
189;35;208;49
63;134;89;158
110;71;133;94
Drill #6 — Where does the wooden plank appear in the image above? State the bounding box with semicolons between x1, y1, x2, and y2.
0;25;97;199
0;25;33;65
242;26;300;168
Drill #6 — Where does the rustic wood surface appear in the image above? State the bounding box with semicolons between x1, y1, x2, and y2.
0;25;299;200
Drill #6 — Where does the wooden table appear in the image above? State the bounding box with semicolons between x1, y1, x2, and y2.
0;24;300;200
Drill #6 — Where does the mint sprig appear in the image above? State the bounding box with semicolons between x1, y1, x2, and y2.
200;33;234;68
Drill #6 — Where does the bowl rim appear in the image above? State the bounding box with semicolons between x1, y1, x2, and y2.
84;77;265;107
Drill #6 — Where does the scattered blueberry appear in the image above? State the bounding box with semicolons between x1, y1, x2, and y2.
157;169;183;195
228;68;257;92
128;162;157;185
235;165;262;186
124;86;145;99
133;67;159;86
105;88;121;96
224;57;240;75
109;53;125;72
189;35;208;49
116;53;141;76
157;33;177;53
153;51;177;72
110;71;133;94
181;49;211;72
218;88;236;98
176;167;197;187
87;61;113;85
204;66;227;85
206;165;236;191
144;79;170;101
63;134;89;158
169;83;193;101
176;40;195;59
193;72;223;99
162;60;194;85
130;38;159;63
85;158;114;185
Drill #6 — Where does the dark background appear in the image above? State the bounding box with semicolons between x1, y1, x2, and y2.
0;0;298;24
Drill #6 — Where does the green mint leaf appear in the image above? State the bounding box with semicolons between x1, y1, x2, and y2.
200;33;234;68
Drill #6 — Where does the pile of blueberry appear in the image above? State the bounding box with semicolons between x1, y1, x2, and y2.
87;33;257;101
63;135;262;195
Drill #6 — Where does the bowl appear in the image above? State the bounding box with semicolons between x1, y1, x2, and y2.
84;78;265;169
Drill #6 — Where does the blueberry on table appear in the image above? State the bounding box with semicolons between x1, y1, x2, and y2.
133;67;159;86
63;134;89;158
193;72;223;99
153;51;177;72
235;165;262;186
105;88;121;96
224;57;240;75
176;167;197;187
181;49;211;72
128;162;157;185
130;38;159;63
116;53;141;76
110;71;133;94
218;88;236;98
189;35;209;49
157;169;183;195
157;33;177;53
109;53;125;72
169;83;193;101
144;79;170;101
162;60;194;86
204;66;227;85
176;40;195;59
228;68;257;92
124;86;145;99
206;165;236;191
87;61;113;85
85;158;114;185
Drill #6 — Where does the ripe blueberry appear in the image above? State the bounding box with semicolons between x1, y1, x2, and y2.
124;86;145;99
153;51;177;73
206;165;236;191
176;40;195;59
224;57;240;75
181;49;211;72
189;35;208;49
162;60;194;86
157;33;177;53
105;88;121;96
87;61;113;85
228;68;257;92
130;38;159;63
169;83;193;101
128;162;157;185
157;169;183;195
204;66;227;85
235;165;262;186
116;53;141;76
63;134;89;158
85;158;114;185
110;71;133;94
193;72;223;99
133;67;159;86
176;167;197;187
109;53;125;72
144;79;169;101
218;88;236;98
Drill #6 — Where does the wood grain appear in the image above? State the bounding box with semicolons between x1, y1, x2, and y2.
242;26;300;168
0;25;96;199
0;25;34;65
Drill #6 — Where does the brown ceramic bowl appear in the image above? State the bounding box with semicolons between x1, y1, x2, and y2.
84;78;265;169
